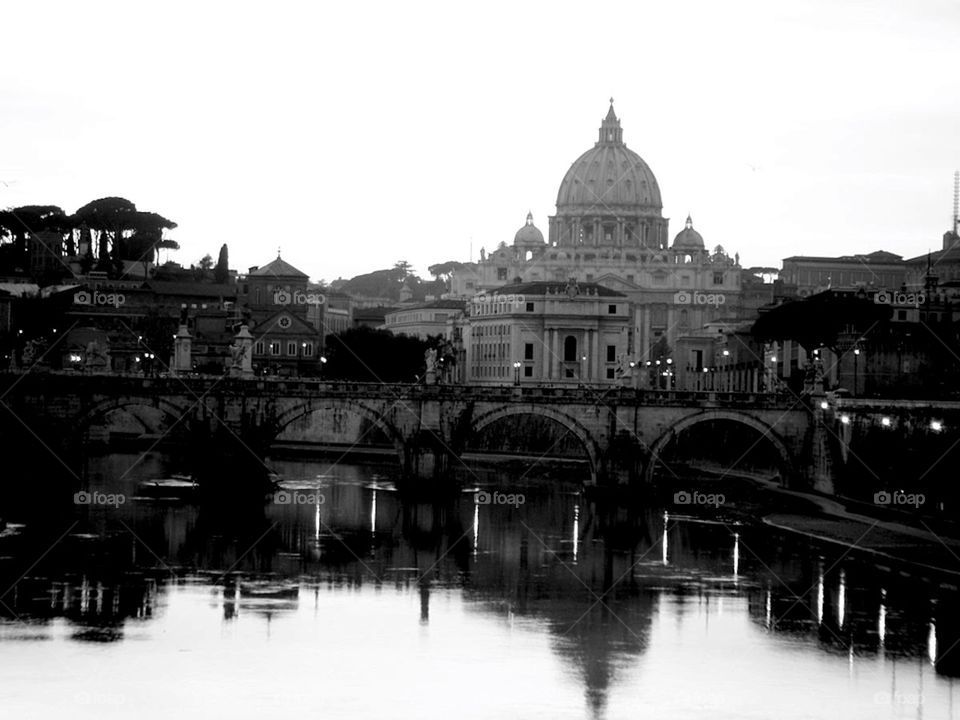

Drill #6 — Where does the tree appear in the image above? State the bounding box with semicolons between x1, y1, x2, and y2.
751;290;891;356
0;206;70;275
392;260;413;282
214;244;229;283
71;198;176;274
198;254;214;271
323;327;429;382
428;260;467;283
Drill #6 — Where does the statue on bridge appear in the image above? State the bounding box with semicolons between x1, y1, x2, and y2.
424;348;438;386
84;340;110;373
229;325;254;378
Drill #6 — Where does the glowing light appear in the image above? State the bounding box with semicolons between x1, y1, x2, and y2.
853;348;861;356
370;488;377;533
838;569;846;629
840;415;850;425
733;532;740;581
472;502;479;554
816;566;824;625
929;620;938;665
722;350;730;357
572;505;580;562
820;401;829;410
662;512;669;566
881;417;891;427
770;355;777;362
878;589;886;647
931;420;944;432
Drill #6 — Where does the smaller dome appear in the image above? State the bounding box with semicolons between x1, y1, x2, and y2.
673;214;704;250
514;212;545;246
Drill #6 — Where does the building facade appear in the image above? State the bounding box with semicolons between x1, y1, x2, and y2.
240;255;322;376
449;102;742;364
464;280;629;385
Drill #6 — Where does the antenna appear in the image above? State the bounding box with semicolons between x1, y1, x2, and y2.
953;170;959;234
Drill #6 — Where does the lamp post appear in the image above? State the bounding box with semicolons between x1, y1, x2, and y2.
513;360;521;386
853;347;860;396
319;355;327;379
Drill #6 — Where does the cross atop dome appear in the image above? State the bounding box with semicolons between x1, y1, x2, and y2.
526;211;534;226
599;99;623;145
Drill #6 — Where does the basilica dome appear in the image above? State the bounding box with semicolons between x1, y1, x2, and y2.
672;215;705;250
555;102;662;212
514;212;545;246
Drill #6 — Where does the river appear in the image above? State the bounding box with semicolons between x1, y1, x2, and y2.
0;452;957;719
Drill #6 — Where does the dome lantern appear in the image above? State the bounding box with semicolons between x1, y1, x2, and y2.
598;98;623;145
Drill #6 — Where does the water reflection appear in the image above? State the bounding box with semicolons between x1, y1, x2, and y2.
1;454;959;719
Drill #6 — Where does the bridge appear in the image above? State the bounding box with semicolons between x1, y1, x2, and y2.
3;372;960;496
0;371;838;488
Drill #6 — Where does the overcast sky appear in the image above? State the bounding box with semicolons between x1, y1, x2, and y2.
2;0;959;283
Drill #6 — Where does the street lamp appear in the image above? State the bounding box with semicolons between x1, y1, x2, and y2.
581;354;587;383
853;347;861;396
513;360;521;386
320;355;327;379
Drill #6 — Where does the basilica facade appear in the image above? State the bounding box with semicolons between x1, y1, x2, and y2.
451;102;742;372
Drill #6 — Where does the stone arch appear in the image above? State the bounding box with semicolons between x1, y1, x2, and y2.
643;409;795;486
271;398;407;465
70;397;195;439
469;405;600;482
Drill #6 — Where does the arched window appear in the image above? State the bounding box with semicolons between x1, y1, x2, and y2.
564;336;578;362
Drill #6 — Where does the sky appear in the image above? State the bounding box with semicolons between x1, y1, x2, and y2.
2;0;959;283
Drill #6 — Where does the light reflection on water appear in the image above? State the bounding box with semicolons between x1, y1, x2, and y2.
0;453;958;720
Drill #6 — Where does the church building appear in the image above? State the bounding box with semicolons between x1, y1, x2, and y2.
450;101;742;372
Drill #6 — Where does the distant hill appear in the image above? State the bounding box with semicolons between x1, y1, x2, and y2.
331;268;446;301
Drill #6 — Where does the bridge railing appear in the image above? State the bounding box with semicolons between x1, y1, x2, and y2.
0;370;798;408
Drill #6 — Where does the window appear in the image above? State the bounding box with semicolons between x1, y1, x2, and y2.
303;342;314;357
608;304;617;314
606;368;615;379
524;366;533;377
526;302;534;312
269;342;281;356
713;272;724;285
287;342;297;356
606;345;616;362
524;343;534;360
564;336;577;362
255;341;264;355
497;267;508;280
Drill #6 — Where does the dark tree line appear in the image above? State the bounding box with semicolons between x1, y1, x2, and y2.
0;197;178;279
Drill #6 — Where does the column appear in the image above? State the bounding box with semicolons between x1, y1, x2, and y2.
542;328;551;380
551;328;560;379
580;330;596;382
